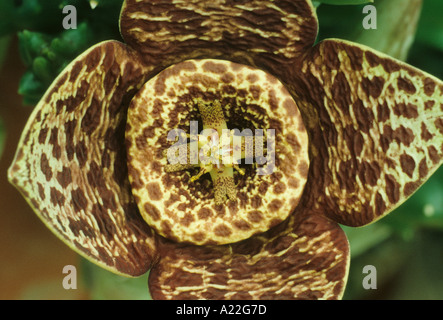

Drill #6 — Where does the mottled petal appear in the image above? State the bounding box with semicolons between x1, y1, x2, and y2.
8;41;158;276
294;39;443;226
149;210;349;300
120;0;318;79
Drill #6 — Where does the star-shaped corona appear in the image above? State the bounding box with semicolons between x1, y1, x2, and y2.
165;100;253;205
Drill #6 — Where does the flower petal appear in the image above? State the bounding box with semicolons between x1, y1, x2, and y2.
148;210;349;300
119;0;318;79
8;41;158;276
295;39;443;226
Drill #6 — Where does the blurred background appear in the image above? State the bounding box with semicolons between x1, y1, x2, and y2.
0;0;442;300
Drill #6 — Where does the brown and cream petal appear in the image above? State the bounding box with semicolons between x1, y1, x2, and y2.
293;39;443;227
148;209;350;300
119;0;318;81
8;41;158;276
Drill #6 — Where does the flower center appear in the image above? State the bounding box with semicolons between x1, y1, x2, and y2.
126;59;310;245
164;100;259;205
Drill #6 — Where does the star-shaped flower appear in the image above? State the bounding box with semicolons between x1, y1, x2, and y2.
8;0;443;299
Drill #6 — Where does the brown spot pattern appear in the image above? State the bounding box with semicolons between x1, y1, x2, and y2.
7;41;158;276
120;0;318;83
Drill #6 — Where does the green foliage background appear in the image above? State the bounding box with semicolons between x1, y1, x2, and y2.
0;0;442;300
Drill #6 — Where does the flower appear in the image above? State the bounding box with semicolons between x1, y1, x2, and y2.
8;0;443;300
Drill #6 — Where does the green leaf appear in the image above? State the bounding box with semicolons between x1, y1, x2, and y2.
18;70;46;105
14;1;123;105
317;0;423;61
18;30;51;67
415;0;443;51
353;0;424;61
32;56;53;83
17;21;101;105
50;22;95;58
